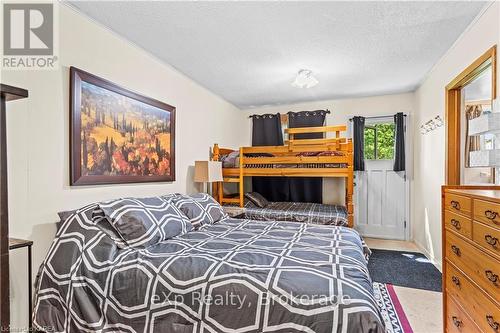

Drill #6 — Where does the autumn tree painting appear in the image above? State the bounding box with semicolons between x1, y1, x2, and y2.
71;68;175;185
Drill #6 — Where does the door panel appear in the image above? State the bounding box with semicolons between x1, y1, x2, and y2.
367;170;383;227
355;163;406;239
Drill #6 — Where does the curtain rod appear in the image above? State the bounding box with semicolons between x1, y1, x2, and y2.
348;114;407;121
248;109;331;118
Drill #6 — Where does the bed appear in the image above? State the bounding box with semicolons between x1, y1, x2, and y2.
34;195;384;333
212;125;355;227
238;200;349;227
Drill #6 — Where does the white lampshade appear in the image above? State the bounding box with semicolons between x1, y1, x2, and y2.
194;161;223;182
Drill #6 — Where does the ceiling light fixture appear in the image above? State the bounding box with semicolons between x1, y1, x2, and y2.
291;69;319;88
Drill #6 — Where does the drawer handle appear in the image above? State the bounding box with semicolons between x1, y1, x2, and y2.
451;276;461;287
485;235;499;247
452;316;462;328
485;210;499;221
486;315;499;332
485;270;499;285
450;219;461;230
451;200;461;210
451;245;461;256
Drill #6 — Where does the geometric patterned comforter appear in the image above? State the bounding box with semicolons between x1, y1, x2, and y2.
34;204;384;333
242;201;349;227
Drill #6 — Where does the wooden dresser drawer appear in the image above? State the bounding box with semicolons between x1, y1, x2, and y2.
445;193;472;217
446;231;500;299
473;222;500;258
474;199;500;230
445;210;472;239
446;262;500;333
446;294;481;333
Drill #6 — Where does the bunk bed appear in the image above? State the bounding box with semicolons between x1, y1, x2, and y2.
212;125;355;227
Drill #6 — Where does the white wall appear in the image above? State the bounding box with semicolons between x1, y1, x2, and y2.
242;93;415;204
412;2;499;269
2;4;247;329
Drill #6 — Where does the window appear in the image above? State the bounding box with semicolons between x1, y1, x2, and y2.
364;122;395;160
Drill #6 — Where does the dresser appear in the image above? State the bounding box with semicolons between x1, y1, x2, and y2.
442;186;500;333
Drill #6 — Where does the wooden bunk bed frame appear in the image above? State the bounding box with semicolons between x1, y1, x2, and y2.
212;125;355;227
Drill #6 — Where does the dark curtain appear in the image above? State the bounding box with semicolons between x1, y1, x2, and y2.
251;114;289;201
393;112;405;171
352;116;365;171
287;110;328;204
251;113;283;146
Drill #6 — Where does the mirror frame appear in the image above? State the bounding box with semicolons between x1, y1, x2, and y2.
445;45;497;185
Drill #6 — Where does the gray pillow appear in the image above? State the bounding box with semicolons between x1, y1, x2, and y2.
244;192;269;208
96;196;192;248
172;193;228;229
92;207;128;248
220;151;240;168
56;209;78;231
57;210;77;223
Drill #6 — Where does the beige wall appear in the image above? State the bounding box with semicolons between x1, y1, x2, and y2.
2;4;247;329
242;93;415;204
412;2;499;269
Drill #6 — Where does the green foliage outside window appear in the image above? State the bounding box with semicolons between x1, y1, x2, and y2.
364;127;376;159
364;123;395;160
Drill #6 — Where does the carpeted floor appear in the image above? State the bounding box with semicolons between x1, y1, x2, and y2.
368;249;442;292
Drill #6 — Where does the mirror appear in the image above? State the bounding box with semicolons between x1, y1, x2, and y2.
461;65;496;184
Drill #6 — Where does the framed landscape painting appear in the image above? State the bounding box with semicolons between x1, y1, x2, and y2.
70;67;175;185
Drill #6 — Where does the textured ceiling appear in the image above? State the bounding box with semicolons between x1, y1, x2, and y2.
68;1;487;109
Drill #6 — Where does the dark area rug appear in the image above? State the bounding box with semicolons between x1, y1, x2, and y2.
368;249;442;292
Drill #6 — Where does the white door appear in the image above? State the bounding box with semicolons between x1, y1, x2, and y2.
354;119;407;240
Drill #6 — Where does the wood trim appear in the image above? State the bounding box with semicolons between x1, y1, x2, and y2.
446;46;496;90
444;185;500;190
221;197;240;204
239;147;244;207
0;84;29;332
493;46;497;100
224;168;352;177
242;142;351;154
465;99;493;106
286;138;344;146
445;45;497;185
222;178;240;183
243;156;349;164
446;89;461;185
445;188;500;203
212;144;221;202
285;125;346;134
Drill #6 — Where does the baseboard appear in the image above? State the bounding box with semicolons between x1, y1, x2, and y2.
414;240;442;273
